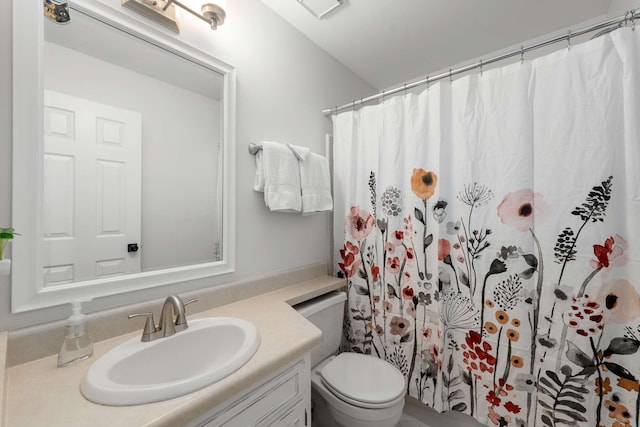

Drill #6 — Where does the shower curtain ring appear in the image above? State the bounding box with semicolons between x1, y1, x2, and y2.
449;68;453;84
632;9;636;31
479;59;483;77
403;83;407;97
520;45;525;64
567;30;572;50
426;75;430;91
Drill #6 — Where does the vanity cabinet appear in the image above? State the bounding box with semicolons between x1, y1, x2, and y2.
192;355;310;427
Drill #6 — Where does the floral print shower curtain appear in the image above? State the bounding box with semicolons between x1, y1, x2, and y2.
332;29;640;427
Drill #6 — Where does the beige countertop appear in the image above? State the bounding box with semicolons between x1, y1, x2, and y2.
3;275;344;427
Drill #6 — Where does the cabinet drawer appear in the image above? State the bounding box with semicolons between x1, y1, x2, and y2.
203;359;306;427
265;399;306;427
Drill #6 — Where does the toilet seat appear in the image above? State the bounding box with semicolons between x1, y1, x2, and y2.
319;353;405;409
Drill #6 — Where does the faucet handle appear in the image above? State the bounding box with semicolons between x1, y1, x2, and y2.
128;312;157;342
184;298;198;309
175;297;198;332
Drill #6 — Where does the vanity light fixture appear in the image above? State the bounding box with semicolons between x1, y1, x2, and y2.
122;0;226;32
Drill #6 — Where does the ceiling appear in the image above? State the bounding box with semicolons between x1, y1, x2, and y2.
262;0;613;90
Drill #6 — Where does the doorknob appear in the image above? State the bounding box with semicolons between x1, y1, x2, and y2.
128;243;139;253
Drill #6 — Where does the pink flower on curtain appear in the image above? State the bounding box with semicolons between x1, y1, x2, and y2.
346;206;375;241
406;302;416;318
392;230;405;244
488;407;511;426
404;247;415;264
437;239;451;261
496;189;550;232
590;234;627;269
386;256;400;273
594;279;640;324
385;242;396;253
389;316;410;336
403;215;414;233
429;344;442;370
371;265;380;281
402;286;414;300
338;241;361;278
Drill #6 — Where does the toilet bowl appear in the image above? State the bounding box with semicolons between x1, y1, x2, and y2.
294;292;406;427
311;354;405;427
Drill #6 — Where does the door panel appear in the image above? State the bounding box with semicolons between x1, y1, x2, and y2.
43;90;142;285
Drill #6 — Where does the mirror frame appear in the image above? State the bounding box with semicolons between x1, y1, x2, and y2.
12;0;236;312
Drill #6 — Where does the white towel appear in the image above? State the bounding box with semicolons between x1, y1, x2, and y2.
254;141;302;212
299;152;333;215
286;142;310;161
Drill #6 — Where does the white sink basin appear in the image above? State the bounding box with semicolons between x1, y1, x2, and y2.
80;317;260;406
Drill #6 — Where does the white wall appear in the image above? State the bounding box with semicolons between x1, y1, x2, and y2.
0;0;375;329
44;41;222;273
607;0;640;16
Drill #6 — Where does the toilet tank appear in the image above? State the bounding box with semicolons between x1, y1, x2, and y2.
294;291;347;367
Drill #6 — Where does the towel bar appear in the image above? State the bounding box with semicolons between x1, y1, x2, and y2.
248;143;262;155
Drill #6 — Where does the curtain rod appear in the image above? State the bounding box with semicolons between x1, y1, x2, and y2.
323;9;638;116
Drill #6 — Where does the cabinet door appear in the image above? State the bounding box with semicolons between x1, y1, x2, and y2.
198;356;310;427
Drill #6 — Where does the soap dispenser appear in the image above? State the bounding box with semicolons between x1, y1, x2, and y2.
57;299;93;368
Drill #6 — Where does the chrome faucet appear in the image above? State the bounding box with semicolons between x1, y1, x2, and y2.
128;295;198;342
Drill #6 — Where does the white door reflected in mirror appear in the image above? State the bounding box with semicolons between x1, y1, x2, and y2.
11;0;236;312
43;91;142;286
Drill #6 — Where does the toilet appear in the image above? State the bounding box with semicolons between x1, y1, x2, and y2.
295;291;405;427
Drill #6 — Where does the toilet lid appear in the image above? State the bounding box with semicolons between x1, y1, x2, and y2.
320;353;405;405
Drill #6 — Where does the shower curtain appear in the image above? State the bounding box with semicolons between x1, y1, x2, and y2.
333;28;640;427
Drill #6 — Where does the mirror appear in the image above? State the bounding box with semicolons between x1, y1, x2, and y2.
12;0;236;312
